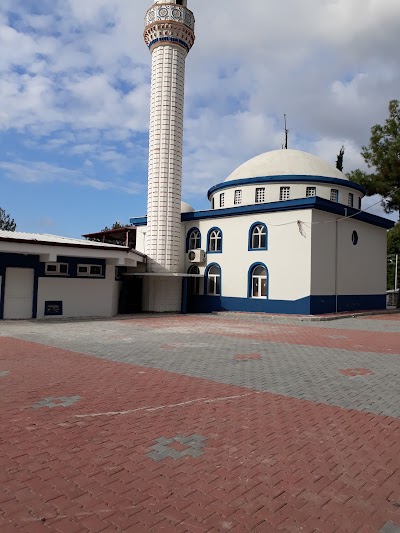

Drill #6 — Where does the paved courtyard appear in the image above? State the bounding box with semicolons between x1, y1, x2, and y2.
0;313;399;532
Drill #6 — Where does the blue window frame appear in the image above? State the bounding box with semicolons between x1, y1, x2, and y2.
248;263;269;299
205;263;221;296
248;222;268;251
207;227;223;253
186;227;202;252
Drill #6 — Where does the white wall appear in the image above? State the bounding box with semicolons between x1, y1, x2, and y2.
184;209;313;301
37;265;120;318
210;183;362;210
142;276;182;312
311;210;387;296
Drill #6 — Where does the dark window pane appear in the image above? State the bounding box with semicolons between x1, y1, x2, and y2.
90;266;102;275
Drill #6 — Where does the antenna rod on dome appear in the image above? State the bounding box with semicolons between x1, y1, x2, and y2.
284;114;289;150
336;145;345;172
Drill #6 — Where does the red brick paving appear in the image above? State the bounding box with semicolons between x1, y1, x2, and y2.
339;368;374;377
0;336;400;532
234;353;262;361
122;316;400;355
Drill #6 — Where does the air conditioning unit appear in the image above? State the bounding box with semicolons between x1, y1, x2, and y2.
188;249;206;263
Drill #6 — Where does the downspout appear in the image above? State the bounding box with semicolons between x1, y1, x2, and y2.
335;218;338;314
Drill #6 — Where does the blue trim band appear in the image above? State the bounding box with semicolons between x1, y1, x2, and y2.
148;37;189;53
130;197;394;229
188;294;386;315
183;197;395;229
207;175;366;199
130;216;147;226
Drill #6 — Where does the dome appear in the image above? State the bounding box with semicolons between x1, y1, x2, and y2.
225;149;346;182
181;200;195;213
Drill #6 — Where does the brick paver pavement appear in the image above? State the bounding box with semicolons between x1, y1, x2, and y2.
0;314;399;532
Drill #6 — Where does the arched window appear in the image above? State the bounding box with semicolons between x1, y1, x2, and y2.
248;222;268;250
207;227;222;253
188;265;201;295
248;263;268;298
206;264;221;296
186;228;201;251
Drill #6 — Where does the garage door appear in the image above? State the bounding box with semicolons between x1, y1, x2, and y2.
3;268;34;319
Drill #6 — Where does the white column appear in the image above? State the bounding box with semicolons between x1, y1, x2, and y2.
147;44;186;273
143;2;195;313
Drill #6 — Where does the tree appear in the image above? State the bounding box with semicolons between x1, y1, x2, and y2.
0;207;16;231
348;100;400;219
87;221;127;245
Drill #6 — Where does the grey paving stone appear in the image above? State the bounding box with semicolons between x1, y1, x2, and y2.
2;317;399;419
381;523;400;533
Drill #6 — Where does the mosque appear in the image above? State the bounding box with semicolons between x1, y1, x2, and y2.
0;0;394;320
129;0;394;315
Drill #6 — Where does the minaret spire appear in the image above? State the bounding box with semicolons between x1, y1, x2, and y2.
143;0;195;311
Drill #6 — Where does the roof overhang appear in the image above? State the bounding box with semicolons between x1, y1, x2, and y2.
181;197;395;229
0;238;146;266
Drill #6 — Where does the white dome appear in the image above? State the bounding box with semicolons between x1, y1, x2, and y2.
181;200;194;213
225;149;346;182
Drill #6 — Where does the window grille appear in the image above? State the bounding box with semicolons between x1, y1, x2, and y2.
330;189;339;202
234;190;242;205
348;193;354;207
255;188;265;203
306;187;316;197
280;187;290;201
220;193;225;208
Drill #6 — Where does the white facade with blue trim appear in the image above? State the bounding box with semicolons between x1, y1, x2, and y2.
132;0;394;315
0;232;146;320
131;148;394;315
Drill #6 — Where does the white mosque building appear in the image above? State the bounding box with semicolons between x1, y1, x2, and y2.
129;0;394;316
0;0;395;320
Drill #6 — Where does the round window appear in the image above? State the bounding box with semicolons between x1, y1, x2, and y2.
352;231;359;245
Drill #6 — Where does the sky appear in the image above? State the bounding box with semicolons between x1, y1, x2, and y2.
0;0;399;238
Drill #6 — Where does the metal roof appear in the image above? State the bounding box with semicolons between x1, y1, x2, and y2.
0;230;142;252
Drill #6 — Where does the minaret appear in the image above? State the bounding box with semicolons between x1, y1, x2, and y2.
143;0;195;311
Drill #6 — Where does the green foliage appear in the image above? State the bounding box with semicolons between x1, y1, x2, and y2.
388;223;400;255
348;100;400;217
0;207;17;231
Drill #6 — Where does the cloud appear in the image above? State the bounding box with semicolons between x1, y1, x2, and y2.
0;160;143;195
0;0;398;219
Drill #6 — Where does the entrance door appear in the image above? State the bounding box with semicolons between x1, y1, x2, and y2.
118;276;143;314
3;268;34;319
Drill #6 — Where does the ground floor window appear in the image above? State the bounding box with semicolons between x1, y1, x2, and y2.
206;264;221;296
250;264;268;298
188;266;201;295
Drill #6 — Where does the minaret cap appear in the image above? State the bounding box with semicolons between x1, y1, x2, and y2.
144;0;195;53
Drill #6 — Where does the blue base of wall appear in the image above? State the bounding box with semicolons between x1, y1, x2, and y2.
187;294;387;315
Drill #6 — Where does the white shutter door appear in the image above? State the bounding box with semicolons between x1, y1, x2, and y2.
3;268;34;319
